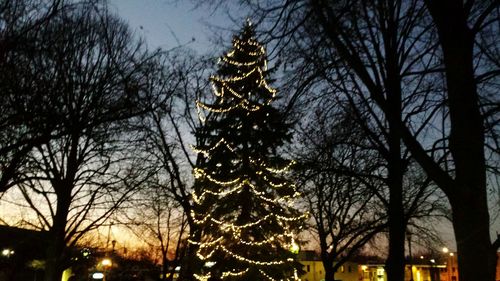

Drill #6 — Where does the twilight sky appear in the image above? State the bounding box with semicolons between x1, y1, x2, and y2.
108;0;241;53
106;0;461;251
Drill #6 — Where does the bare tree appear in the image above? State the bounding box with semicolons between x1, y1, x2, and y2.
195;1;445;280
293;97;446;281
294;109;387;281
131;50;214;281
124;182;189;281
407;2;500;280
0;2;174;280
0;0;66;193
198;0;498;280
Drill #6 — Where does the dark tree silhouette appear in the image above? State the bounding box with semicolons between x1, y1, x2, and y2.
0;2;172;281
200;0;499;280
189;23;305;281
0;0;65;193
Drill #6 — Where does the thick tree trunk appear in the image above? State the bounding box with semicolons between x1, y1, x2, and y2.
324;266;335;281
450;190;494;281
384;6;406;279
385;162;405;281
385;100;405;281
43;247;64;281
422;1;494;281
162;254;169;281
44;190;71;281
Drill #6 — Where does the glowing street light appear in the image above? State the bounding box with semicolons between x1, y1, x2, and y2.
92;272;104;279
1;248;14;257
442;247;449;254
101;258;112;267
100;258;112;281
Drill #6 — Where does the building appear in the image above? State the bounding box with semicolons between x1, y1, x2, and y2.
299;251;358;281
297;251;463;281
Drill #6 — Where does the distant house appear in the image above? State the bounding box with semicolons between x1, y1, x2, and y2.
297;251;466;281
298;250;358;281
358;253;462;281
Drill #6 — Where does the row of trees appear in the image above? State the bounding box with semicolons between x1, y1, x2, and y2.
210;0;498;281
1;0;498;281
0;1;197;280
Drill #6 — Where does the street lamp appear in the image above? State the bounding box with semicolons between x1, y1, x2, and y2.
1;248;14;257
101;258;112;267
101;258;112;281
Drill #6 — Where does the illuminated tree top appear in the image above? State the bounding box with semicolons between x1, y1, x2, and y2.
190;22;305;281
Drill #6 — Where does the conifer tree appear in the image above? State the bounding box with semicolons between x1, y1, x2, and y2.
189;22;305;281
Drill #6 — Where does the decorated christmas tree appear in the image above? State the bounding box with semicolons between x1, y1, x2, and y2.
189;21;306;281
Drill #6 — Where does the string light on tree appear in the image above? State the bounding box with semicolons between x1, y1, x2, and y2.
190;20;305;281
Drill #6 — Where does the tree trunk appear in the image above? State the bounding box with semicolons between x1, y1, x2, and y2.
178;226;201;281
324;266;335;281
385;163;405;281
162;254;168;281
44;189;71;281
385;100;405;281
422;1;494;281
450;191;494;281
384;5;406;279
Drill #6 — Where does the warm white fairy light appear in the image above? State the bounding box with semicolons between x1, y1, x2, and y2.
260;159;297;173
222;55;259;66
191;138;237;157
294;269;301;281
194;273;211;281
190;24;304;281
221;269;249;279
193;168;241;185
196;247;217;260
188;236;224;247
192;183;242;203
211;67;258;82
219;245;293;265
259;269;297;281
220;84;244;99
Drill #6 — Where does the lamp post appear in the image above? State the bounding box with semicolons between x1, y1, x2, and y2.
101;258;112;281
